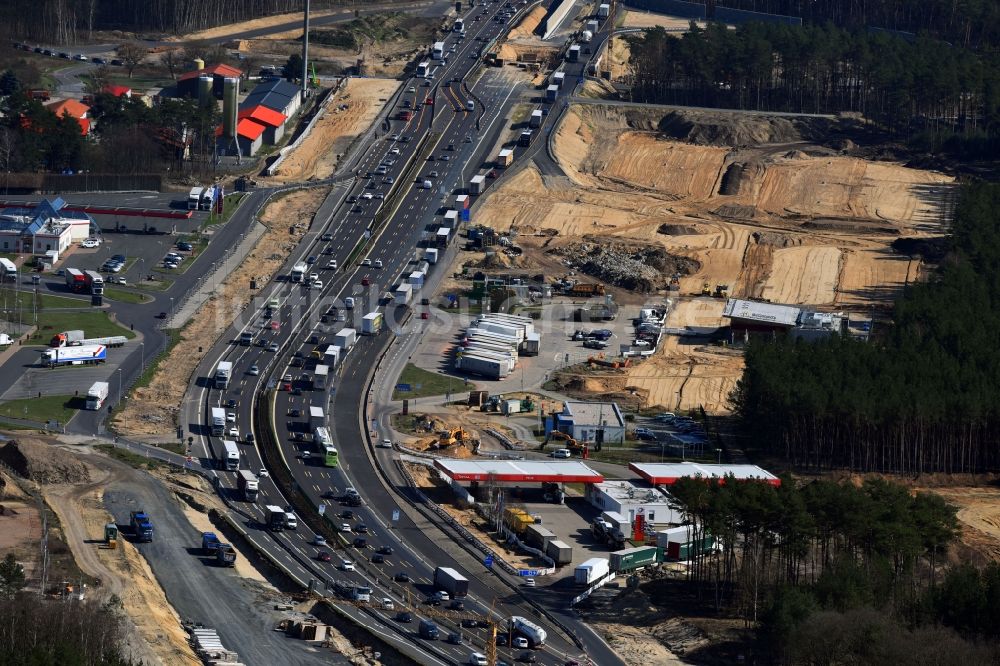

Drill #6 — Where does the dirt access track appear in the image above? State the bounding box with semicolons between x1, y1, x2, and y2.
474;103;955;412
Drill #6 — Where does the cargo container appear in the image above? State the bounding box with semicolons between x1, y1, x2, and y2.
529;109;543;127
435;227;451;247
394;283;414;304
444;210;459;228
545;539;573;565
504;508;534;533
85;381;109;410
598;3;610;18
334;328;356;350
456;194;470;210
314;364;329;390
497;148;513;167
309;406;325;429
408;270;426;288
545;84;559;102
361;312;384;335
610;545;659;573
501;398;523;416
425;248;439;264
455;353;510;380
575;557;610;585
525;523;555;550
568;44;581;61
470;175;485;194
434;567;470;597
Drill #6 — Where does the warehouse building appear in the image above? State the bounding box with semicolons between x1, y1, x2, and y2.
0;198;93;255
629;462;781;486
237;105;287;144
549;400;626;445
242;78;301;119
585;479;684;527
722;298;848;342
175;62;243;99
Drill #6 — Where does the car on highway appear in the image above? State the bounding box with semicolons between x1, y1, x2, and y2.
316;551;332;562
321;233;333;241
408;86;416;93
270;320;280;330
361;258;372;266
227;427;239;438
379;438;392;448
226;398;237;409
248;365;259;375
326;260;338;269
355;523;368;533
81;238;100;248
395;611;413;623
362;192;373;200
429;170;439;177
340;523;351;532
309;272;319;282
313;535;327;547
374;260;383;269
288;408;301;417
374;193;384;200
341;510;355;520
513;637;529;648
389;148;400;155
522;578;536;587
377;545;393;555
353;537;367;548
446;632;463;645
371;553;385;564
258;468;269;478
361;277;371;286
552;448;572;459
226;412;236;422
450;600;466;611
442;155;450;161
268;342;279;352
306;255;317;264
517;653;537;663
393;572;411;583
311;279;323;289
339;559;355;571
380;598;394;611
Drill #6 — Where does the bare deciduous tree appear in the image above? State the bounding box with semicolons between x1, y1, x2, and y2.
117;42;147;79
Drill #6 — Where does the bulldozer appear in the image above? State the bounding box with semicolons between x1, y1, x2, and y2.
713;284;729;298
438;428;480;451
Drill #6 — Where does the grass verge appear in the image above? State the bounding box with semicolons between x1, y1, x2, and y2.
203;192;247;227
95;444;166;471
103;287;152;304
0;395;78;424
391;363;470;400
0;289;89;310
132;327;181;390
28;311;136;345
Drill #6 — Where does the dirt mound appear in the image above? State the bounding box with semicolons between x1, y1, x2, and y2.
0;438;91;485
658;109;825;147
752;231;808;248
657;224;701;236
551;237;700;293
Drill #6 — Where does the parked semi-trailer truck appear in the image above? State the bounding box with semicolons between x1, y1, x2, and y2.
49;330;127;347
575;557;610;585
210;407;226;436
214;361;232;389
65;268;87;292
188;187;204;210
433;567;470;597
84;270;104;295
85;381;109;410
237;469;259;502
40;345;107;368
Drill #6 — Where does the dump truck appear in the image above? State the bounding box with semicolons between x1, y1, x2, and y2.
215;543;237;567
569;282;606;297
129;510;154;542
237;469;259;502
40;345;107;368
85;381;109;410
214;361;232;389
434;567;470;597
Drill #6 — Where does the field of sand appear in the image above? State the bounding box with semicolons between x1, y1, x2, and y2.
471;102;955;412
273;78;398;181
116;188;328;439
508;5;546;40
622;9;708;30
169;8;345;42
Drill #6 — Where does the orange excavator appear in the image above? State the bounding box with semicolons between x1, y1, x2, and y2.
540;430;587;455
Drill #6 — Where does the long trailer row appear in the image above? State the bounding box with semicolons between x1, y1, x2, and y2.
453;312;542;380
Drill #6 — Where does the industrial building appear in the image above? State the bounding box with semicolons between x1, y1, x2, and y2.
237;105;287;144
629;462;781;486
550;401;626;444
242;78;301;119
585;479;684;528
175;62;243;99
722;298;850;342
0;198;94;257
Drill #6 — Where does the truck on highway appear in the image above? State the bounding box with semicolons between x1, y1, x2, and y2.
309;406;325;429
314;364;329;390
291;261;308;282
214;361;233;389
398;110;414;121
433;567;470;597
417;61;430;77
188;186;204;210
266;505;286;531
215;543;236;567
510;616;547;647
418;619;440;640
497;148;514;167
454;18;465;33
361;312;383;335
129;510;154;542
221;440;239;471
394;283;413;304
39;345;107;368
237;469;259;502
431;41;445;60
352;585;372;602
201;531;220;554
65;268;87;292
84;270;104;295
210;407;226;436
85;381;110;410
334;328;356;350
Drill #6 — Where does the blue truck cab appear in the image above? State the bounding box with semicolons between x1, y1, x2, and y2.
129;510;154;542
201;532;220;554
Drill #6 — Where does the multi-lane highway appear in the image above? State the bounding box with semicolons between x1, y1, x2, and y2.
181;2;625;664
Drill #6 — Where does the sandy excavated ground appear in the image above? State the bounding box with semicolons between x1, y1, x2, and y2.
473;103;954;412
116;188;328;438
508;5;546;39
920;486;1000;565
273;78;399;181
169;9;343;42
621;10;708;30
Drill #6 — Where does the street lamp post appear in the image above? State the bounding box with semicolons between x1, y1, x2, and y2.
116;368;122;406
140;342;144;372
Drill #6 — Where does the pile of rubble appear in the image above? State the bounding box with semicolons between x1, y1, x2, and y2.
551;238;700;293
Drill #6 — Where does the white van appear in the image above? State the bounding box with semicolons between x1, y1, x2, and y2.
552;448;572;459
345;297;355;309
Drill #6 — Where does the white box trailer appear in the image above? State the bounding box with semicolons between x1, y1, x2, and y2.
394;283;414;304
334;328;356;350
314;364;329;390
309;406;325;429
425;248;439;264
530;109;543;127
546;84;559;101
323;345;341;368
457;347;516;371
455;353;511;380
444;210;459;228
465;340;518;358
408;271;426;287
474;321;525;343
465;329;520;350
85;381;110;410
575;557;610;585
470;175;485;194
481;312;535;335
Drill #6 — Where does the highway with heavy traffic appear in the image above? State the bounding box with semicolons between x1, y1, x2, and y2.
181;2;624;665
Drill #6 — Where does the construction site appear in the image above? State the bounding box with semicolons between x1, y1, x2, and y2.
462;102;954;414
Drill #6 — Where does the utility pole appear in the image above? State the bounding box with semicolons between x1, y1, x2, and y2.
301;0;311;101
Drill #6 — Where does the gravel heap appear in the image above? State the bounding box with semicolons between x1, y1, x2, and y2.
552;239;700;293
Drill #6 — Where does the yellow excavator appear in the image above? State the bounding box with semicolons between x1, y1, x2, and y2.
701;281;712;296
540;430;586;454
438;428;480;451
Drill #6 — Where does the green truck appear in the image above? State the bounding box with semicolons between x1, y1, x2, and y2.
609;545;660;573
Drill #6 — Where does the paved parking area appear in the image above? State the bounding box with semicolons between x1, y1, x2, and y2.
0;338;142;401
408;298;641;395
